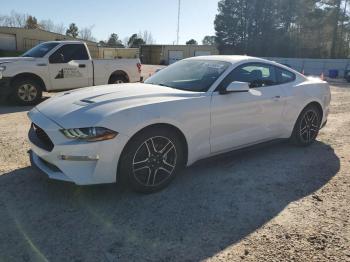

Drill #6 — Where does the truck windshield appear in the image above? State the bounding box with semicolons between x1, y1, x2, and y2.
22;42;59;58
145;60;230;92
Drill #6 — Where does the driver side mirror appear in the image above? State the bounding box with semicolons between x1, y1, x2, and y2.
59;53;65;63
219;81;250;94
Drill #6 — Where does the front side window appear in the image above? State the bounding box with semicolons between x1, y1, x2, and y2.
218;63;277;90
145;60;230;92
22;42;59;58
49;44;89;64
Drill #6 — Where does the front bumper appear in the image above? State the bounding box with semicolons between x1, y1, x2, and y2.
27;108;130;185
0;77;12;96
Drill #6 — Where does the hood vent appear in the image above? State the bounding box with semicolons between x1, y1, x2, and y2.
73;99;95;106
80;99;95;104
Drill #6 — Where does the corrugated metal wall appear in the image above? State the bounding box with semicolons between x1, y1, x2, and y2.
266;57;350;77
140;45;219;65
99;48;139;59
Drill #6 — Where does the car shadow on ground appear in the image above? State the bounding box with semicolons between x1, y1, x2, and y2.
0;95;51;114
0;141;340;261
328;82;350;88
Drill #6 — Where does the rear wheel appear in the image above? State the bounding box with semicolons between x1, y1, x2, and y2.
110;75;128;84
12;78;42;105
291;105;322;146
119;127;184;193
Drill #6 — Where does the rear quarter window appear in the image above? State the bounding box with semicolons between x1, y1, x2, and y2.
275;66;296;84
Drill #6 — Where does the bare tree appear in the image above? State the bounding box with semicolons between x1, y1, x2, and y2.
0;10;68;36
0;15;7;26
40;19;55;31
79;25;96;42
54;23;65;34
0;11;27;27
39;19;67;34
139;30;155;44
12;11;27;27
122;37;129;47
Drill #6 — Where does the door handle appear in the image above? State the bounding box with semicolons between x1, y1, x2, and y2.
79;64;86;68
272;96;281;101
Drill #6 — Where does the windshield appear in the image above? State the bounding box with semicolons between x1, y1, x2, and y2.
22;42;59;58
145;60;231;92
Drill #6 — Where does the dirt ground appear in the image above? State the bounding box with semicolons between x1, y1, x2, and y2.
0;82;349;262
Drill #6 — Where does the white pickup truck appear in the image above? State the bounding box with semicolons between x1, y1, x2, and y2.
0;41;142;105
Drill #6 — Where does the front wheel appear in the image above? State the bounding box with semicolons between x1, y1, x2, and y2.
290;105;322;146
119;127;185;193
12;79;42;105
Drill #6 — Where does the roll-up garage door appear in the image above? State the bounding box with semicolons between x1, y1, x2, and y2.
169;51;183;64
0;33;16;51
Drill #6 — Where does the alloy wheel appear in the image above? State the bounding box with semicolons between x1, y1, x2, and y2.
132;136;177;187
299;110;319;143
18;84;38;102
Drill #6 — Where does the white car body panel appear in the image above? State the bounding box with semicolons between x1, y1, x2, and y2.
93;59;141;86
210;85;287;153
28;56;331;186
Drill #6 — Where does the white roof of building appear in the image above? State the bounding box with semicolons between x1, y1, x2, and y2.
44;40;86;44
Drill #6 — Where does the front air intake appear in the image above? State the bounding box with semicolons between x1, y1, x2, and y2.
28;123;54;151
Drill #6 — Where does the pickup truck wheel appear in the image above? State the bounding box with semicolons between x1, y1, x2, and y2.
110;75;128;84
12;79;42;105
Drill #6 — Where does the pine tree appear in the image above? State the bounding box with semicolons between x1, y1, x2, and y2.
107;33;124;48
186;39;198;45
202;36;216;45
66;23;79;38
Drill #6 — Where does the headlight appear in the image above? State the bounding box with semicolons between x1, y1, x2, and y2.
60;127;118;142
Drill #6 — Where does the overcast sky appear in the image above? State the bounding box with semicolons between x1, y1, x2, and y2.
1;0;219;44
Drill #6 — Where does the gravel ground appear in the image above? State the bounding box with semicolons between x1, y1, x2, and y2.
0;82;349;262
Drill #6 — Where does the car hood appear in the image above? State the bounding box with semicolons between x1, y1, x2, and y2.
34;83;201;128
0;57;35;64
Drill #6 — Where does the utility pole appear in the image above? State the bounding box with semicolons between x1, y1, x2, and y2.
176;0;181;45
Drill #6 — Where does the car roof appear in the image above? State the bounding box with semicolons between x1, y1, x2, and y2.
186;55;271;64
185;55;306;79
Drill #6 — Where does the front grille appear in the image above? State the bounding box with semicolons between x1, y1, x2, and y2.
28;123;54;151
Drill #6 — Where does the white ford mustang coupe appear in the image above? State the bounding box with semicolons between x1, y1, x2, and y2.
28;56;331;193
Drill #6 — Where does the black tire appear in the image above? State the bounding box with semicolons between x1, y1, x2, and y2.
12;78;42;105
290;104;322;146
110;75;128;84
119;127;185;193
0;95;7;104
